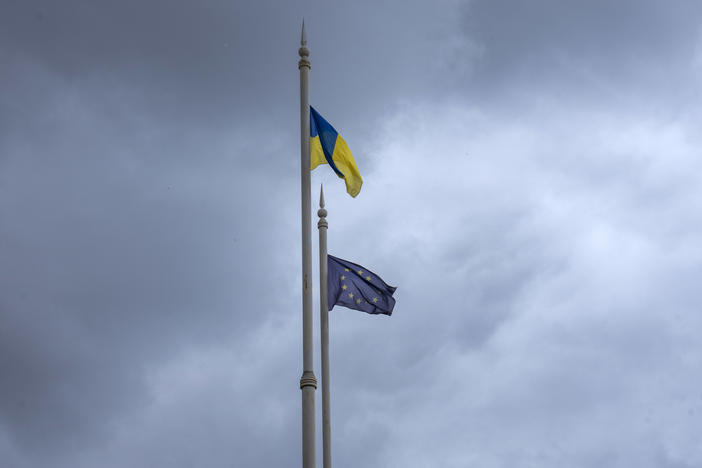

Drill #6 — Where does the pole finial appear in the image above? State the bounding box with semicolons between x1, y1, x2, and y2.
317;184;327;221
298;19;310;64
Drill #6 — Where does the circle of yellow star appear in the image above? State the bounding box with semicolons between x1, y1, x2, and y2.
342;284;347;290
348;293;354;299
372;297;378;303
365;276;371;281
341;275;345;280
356;298;362;304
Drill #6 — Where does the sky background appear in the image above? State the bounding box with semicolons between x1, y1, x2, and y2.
2;1;702;467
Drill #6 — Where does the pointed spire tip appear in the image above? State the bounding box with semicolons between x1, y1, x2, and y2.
317;184;327;220
301;19;307;46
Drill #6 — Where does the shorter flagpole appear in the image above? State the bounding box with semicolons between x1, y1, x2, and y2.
317;185;332;468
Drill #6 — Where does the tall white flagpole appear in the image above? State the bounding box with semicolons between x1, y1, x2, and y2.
298;20;317;468
317;185;331;468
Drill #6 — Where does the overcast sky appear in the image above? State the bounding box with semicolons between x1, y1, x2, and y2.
2;1;702;467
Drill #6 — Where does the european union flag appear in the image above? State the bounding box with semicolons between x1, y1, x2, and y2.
327;255;397;316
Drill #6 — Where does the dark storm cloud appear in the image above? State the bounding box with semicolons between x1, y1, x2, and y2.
3;0;702;466
0;0;471;465
1;0;289;123
462;0;702;106
1;0;466;136
0;79;298;459
0;29;306;460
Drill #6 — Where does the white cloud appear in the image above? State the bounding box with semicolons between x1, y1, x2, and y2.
314;99;702;467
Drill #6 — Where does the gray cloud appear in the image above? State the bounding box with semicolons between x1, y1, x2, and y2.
462;0;702;108
2;0;702;467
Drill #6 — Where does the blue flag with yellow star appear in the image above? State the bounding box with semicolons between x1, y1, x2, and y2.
328;255;397;315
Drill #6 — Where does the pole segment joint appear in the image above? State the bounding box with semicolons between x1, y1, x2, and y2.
299;371;318;389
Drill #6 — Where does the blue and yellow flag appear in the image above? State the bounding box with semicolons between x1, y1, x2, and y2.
327;255;396;316
310;107;363;197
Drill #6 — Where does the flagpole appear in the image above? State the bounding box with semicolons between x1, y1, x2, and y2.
317;185;331;468
298;20;317;468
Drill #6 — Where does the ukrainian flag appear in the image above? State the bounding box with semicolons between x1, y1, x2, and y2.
310;106;362;197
